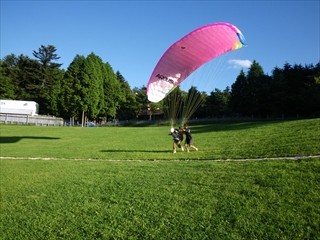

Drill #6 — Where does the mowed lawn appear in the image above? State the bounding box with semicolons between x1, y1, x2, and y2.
1;118;320;239
1;118;320;160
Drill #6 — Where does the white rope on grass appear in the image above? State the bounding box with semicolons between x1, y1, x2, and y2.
1;155;319;162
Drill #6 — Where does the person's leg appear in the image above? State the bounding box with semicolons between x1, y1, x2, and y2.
191;145;198;151
180;141;184;151
173;142;177;153
185;139;190;152
185;143;189;152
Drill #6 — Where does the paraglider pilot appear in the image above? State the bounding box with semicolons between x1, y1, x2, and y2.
169;127;184;153
183;123;198;152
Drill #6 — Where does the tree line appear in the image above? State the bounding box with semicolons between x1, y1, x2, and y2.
200;61;320;119
1;45;319;124
207;61;320;117
0;45;141;124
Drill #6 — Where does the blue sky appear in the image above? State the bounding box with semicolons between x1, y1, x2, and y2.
1;1;319;93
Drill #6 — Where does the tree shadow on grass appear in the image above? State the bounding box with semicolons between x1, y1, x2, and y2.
100;149;170;153
190;120;286;134
0;136;60;144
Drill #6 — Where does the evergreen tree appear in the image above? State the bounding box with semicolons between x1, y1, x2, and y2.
33;45;62;68
230;70;248;115
33;45;63;115
115;71;138;120
61;55;87;123
85;53;104;120
205;87;231;117
0;73;15;99
0;56;16;99
230;61;267;116
271;63;320;117
308;63;320;116
14;55;42;101
133;86;149;119
99;63;124;121
246;61;266;116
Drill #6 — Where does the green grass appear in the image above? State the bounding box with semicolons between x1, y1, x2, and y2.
1;118;319;160
1;159;319;239
1;118;320;239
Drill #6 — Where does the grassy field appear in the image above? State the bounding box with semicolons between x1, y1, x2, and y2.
1;118;319;160
1;118;320;239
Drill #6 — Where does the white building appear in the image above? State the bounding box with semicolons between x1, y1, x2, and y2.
0;100;39;116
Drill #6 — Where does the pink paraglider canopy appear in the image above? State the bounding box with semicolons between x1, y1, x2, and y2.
146;22;246;103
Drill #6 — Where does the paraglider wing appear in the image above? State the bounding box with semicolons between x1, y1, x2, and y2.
146;22;246;103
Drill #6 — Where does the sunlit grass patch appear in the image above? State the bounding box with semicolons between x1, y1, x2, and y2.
0;118;319;160
1;159;319;239
1;118;320;239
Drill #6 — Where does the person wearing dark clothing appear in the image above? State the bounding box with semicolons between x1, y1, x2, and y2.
169;127;185;153
183;123;198;152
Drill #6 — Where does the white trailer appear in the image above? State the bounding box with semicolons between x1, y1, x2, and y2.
0;100;39;116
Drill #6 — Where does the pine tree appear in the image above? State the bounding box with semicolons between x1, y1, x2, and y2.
115;71;138;120
33;45;63;115
61;55;87;124
100;62;123;121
